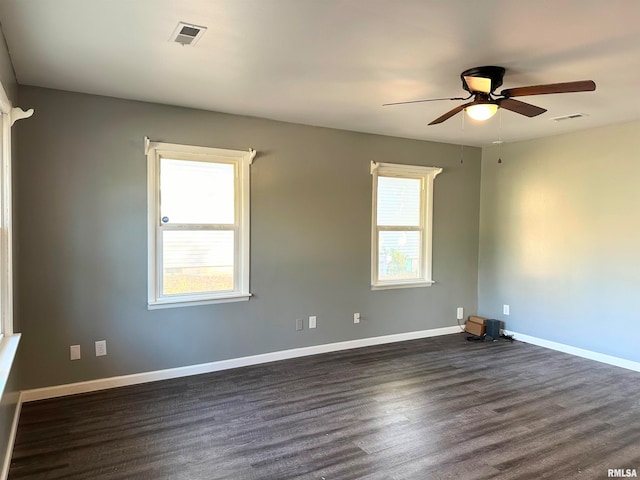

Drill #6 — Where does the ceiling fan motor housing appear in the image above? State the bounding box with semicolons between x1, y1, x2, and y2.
461;66;506;93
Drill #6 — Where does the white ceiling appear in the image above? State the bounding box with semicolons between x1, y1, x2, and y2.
1;0;639;146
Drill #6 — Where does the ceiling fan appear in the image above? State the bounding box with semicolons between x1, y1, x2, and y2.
384;66;596;125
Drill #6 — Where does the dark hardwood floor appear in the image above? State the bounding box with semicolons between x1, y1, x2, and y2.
9;333;640;479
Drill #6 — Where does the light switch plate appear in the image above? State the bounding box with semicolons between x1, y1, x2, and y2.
95;340;107;356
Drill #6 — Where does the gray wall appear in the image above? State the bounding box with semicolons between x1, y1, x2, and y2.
15;86;481;390
478;121;640;362
0;25;16;103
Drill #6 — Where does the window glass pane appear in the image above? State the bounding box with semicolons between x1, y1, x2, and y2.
161;158;235;224
377;176;421;227
378;231;421;280
162;230;234;295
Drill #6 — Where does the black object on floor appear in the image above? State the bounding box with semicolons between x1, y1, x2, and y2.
466;333;486;342
485;318;502;340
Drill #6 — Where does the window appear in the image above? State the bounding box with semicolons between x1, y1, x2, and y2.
0;83;31;389
0;112;8;335
146;140;254;308
371;162;442;290
0;94;31;335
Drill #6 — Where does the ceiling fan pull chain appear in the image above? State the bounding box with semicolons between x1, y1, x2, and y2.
460;113;465;164
498;109;503;164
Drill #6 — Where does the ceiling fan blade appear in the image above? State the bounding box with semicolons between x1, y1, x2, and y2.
501;80;596;98
464;76;491;93
428;102;473;125
498;98;547;117
383;96;468;106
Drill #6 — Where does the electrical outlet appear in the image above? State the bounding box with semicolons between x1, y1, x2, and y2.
456;307;464;320
70;345;81;361
354;313;360;324
95;340;107;356
309;316;317;329
295;318;303;331
503;304;510;316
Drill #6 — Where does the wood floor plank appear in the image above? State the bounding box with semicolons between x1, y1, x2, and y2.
9;333;640;479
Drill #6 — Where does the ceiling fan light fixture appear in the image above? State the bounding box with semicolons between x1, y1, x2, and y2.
465;103;498;121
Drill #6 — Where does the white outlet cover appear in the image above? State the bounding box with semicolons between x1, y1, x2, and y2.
70;345;81;360
354;313;360;324
456;307;464;320
309;316;317;329
503;304;510;316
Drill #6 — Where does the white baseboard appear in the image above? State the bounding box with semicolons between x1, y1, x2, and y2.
1;392;22;480
505;330;640;373
22;326;461;403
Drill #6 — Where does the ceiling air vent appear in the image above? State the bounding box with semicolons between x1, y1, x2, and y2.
170;22;207;46
551;113;588;122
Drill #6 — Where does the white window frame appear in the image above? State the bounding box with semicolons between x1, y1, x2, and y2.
0;88;32;336
146;139;254;309
0;111;9;336
0;82;32;405
371;161;442;290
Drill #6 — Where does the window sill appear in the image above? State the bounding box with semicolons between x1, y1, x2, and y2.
0;333;21;399
148;293;252;310
371;281;434;291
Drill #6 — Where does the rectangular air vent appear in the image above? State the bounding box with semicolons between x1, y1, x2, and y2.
170;22;207;46
551;113;588;122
